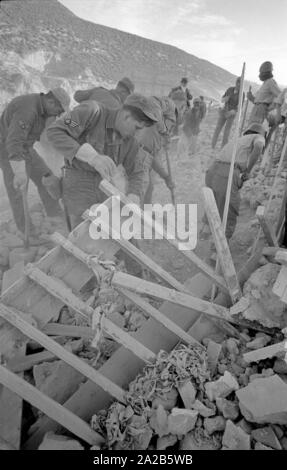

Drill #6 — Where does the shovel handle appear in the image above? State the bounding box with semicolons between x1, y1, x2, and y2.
21;183;30;250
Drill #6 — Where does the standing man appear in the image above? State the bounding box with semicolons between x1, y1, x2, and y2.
206;123;266;240
247;62;281;125
199;96;207;121
0;88;70;236
73;77;135;109
46;94;158;228
169;77;193;109
177;98;204;157
212;77;244;149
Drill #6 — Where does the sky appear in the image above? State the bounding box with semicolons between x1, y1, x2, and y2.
59;0;287;85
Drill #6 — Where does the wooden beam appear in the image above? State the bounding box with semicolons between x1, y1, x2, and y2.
83;210;186;292
24;265;156;364
117;288;202;347
0;364;103;446
0;302;126;403
99;179;228;293
202;187;241;302
112;271;232;322
6;340;83;373
256;205;279;247
243;341;286;363
43;323;94;340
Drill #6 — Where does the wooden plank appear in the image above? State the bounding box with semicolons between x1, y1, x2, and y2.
0;302;126;403
84;210;186;292
25;265;156;364
243;341;287;363
6;340;83;373
99;179;228;294
112;271;232;322
202;187;241;302
256;205;279;247
0;364;103;446
117;288;202;347
43;323;94;340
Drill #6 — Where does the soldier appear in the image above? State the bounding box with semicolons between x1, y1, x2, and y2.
177;97;204;157
0;88;70;236
46;93;158;228
135;96;177;204
205;123;266;240
73;77;135;109
212;77;244;149
169;78;193;109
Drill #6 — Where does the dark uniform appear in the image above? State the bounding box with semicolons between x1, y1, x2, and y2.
46;101;148;223
74;87;123;109
0;93;61;232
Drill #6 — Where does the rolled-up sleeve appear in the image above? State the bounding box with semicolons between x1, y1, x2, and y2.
123;141;152;200
46;102;100;164
5;111;37;161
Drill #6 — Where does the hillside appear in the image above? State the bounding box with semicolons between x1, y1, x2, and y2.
0;0;247;105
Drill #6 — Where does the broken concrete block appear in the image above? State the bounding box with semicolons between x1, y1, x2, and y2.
246;335;271;350
149;404;168;437
251;427;282;450
191;399;216;418
273;358;287;374
204;416;226;435
236;375;287;425
222;420;250;450
216;398;240;420
254;442;273;450
207;340;222;376
167;408;198;436
237;419;253;435
178;381;196;408
156;434;178;450
38;432;84;450
205;371;239;402
225;338;239;356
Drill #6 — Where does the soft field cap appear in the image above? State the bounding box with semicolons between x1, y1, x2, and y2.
125;93;159;122
50;87;71;111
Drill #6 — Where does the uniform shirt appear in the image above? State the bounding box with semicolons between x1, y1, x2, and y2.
46;101;145;198
254;78;281;104
74;87;122;109
182;107;202;136
0;93;47;161
274;88;287;117
216;133;265;170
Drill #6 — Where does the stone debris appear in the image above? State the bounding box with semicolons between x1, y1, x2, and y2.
205;371;239;401
273;358;287;374
254;442;273;450
216;398;240;420
167;408;198;436
190;399;216;417
177;381;197;408
156;434;178;450
207;340;222;376
38;432;84;450
246;334;271;350
236;375;287;425
251;427;282;450
204;416;226;435
222;420;251;450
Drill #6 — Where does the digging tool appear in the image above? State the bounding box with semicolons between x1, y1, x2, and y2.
21;182;30;250
239;85;251;136
164;146;176;206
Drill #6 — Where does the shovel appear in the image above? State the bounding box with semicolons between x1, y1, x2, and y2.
21;181;30;250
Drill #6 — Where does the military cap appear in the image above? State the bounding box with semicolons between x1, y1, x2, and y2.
50;87;71;111
259;61;273;74
125;93;159;122
118;77;135;94
246;122;266;136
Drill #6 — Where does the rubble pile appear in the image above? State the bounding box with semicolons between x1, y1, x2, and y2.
89;337;287;451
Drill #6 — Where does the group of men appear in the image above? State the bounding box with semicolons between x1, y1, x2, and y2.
0;64;285;248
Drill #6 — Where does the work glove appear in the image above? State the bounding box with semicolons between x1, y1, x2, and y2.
11;160;27;191
76;143;117;180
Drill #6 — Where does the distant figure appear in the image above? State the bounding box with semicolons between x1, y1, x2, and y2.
73;77;135;108
247;62;281;125
206;123;266;240
177;98;204;156
168;88;187;135
169;77;193;109
199;96;207;120
212;77;244;149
